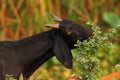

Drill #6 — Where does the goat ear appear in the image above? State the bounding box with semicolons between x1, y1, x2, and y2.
54;32;73;68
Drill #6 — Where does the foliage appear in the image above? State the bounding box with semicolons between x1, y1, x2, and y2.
74;21;117;80
5;74;16;80
103;12;120;27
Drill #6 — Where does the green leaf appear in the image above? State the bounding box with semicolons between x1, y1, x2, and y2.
103;12;120;28
51;57;60;64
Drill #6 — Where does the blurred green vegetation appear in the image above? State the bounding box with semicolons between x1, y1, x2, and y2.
0;0;120;80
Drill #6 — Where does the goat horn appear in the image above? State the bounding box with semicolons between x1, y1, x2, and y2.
45;24;59;29
51;14;62;22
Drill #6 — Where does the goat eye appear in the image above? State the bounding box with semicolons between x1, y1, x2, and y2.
66;30;73;35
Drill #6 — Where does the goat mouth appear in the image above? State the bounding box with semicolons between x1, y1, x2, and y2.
89;33;94;38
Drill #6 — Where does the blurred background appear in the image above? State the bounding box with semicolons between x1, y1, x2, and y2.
0;0;120;80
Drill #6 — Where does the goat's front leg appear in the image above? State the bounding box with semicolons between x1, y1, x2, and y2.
0;65;4;80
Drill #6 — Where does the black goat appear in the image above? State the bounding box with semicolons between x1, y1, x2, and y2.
0;15;93;79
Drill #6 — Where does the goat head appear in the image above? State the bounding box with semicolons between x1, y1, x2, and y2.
45;14;93;68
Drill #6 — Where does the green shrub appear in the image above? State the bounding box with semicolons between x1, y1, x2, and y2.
75;21;117;80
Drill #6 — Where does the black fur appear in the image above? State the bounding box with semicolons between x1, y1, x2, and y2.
0;19;93;79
